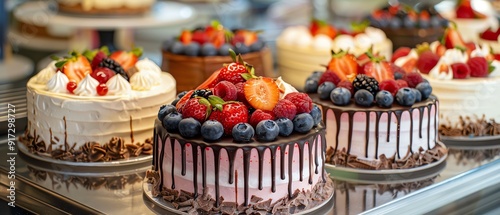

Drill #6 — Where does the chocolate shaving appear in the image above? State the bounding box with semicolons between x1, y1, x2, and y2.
105;137;130;160
440;115;500;137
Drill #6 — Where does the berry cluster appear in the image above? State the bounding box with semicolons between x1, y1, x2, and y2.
305;50;433;107
54;47;142;96
159;50;320;143
309;19;372;39
163;21;265;57
455;0;486;19
367;3;448;29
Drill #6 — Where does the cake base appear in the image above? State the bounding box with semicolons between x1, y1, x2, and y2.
381;27;444;51
440;135;500;148
143;176;334;215
57;3;152;16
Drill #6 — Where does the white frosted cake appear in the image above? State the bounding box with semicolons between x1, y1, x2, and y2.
23;48;176;162
277;23;392;90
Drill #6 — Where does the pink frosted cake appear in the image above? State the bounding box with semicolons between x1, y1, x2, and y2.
303;50;446;170
147;52;333;214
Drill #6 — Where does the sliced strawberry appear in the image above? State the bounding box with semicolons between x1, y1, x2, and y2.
234;30;258;46
197;70;221;89
327;50;358;81
179;30;192;45
480;28;499;41
244;77;280;111
392;47;411;63
443;24;466;50
456;0;475;19
110;47;142;72
401;58;417;73
363;61;394;82
56;53;92;84
310;19;337;39
435;44;447;57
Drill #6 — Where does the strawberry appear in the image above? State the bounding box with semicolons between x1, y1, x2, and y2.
400;58;417;73
209;97;249;135
234;30;258;46
456;0;475;19
197;70;221;89
109;47;142;72
192;30;209;45
391;47;411;63
182;97;212;123
91;67;115;84
494;53;500;61
327;50;358;81
362;52;394;82
467;57;489;77
176;90;194;111
179;30;192;44
417;50;440;74
479;28;498;41
318;71;341;86
442;24;466;50
55;52;92;83
451;63;471;79
310;19;337;39
206;21;227;48
244;77;280;111
249;109;275;127
435;44;447;57
218;63;247;84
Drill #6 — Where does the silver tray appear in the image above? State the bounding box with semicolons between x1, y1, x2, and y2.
18;141;152;169
143;179;334;215
440;135;500;148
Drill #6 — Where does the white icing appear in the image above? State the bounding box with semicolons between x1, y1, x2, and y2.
135;58;162;74
394;49;418;67
312;35;332;51
332;35;356;53
429;41;441;53
106;74;131;96
354;33;373;50
470;43;490;58
73;74;99;96
364;27;386;43
130;71;153;91
46;71;69;93
275;76;298;99
35;64;57;85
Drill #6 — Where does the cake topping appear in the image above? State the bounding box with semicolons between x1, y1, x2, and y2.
106;74;131;95
73;74;99;96
455;0;486;19
367;3;448;29
46;71;69;94
54;51;92;84
35;62;57;85
130;71;153;91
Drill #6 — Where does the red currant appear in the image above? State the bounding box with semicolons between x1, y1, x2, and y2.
66;81;77;94
96;83;108;96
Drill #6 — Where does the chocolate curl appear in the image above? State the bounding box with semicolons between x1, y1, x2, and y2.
105;137;130;160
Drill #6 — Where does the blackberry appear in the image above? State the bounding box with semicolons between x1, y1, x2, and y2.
191;89;212;99
99;58;129;81
352;74;379;96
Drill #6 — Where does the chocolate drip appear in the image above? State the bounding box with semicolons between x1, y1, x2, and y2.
386;111;392;142
213;147;221;207
395;111;402;159
427;105;432;150
170;138;176;189
280;146;286;180
129;115;134;144
270;146;277;192
365;112;370;158
434;102;438;145
333;110;342;156
409;109;414;154
63;116;68;152
181;143;186;176
48;128;53;153
201;146;207;189
320;130;327;182
191;144;198;198
153;129;157;170
297;141;305;182
347;111;355;154
308;138;314;184
287;143;295;198
257;146;265;190
158;134;167;190
418;107;424;138
227;148;237;184
314;134;319;174
243;148;251;206
374;112;381;159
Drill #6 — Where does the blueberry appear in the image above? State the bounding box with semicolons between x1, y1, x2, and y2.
162;112;183;132
178;118;201;138
201;43;217;56
413;89;422;102
394;71;405;80
389;17;402;29
249;41;265;52
162;37;176;51
232;123;254;142
354;89;374;107
201;120;224;141
171;98;180;106
430;16;441;28
169;41;185;54
311;71;323;79
309;104;322;126
184;43;200;56
293;113;314;133
255;120;280;142
158;104;177;121
218;43;234;56
317;82;336;100
234;42;250;55
439;17;449;27
416;82;432;100
403;17;416;28
419;19;430;29
396;87;416;106
177;91;188;98
275;118;293;137
375;90;394;108
304;79;319;93
330;87;351;106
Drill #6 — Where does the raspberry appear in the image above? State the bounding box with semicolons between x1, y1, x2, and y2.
249;109;275;127
403;72;424;88
284;92;313;114
213;81;237;101
467;57;489;77
272;99;297;120
337;80;354;95
396;79;408;88
235;82;247;103
318;71;341;86
379;79;400;96
451;63;471;79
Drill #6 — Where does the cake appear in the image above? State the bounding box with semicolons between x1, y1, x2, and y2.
276;19;393;90
56;0;156;15
393;25;500;138
303;49;446;170
438;0;498;42
366;3;449;50
161;21;273;92
21;47;176;162
147;51;334;214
